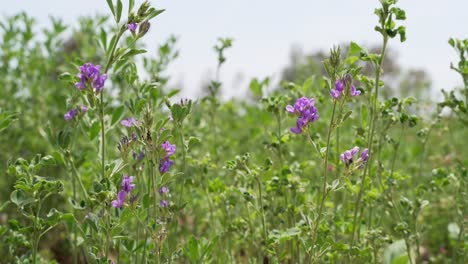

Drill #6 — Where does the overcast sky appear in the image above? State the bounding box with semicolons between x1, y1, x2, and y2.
2;0;467;99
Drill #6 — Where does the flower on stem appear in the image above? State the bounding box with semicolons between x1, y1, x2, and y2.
127;23;138;32
160;200;168;208
111;190;127;208
358;148;369;168
330;75;361;99
340;146;360;167
286;97;319;134
75;63;107;93
121;117;137;127
121;175;135;193
64;106;88;121
159;186;169;195
132;150;145;161
159;157;174;174
161;141;176;157
131;132;138;141
340;146;370;169
350;85;361;96
64;109;78;121
112;175;136;208
330;79;344;99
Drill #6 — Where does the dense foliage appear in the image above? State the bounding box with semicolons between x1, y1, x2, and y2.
0;0;466;263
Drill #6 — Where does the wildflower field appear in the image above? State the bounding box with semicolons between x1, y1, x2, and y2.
0;0;467;263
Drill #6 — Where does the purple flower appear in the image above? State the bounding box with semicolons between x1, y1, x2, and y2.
132;150;145;161
330;77;361;99
160;200;168;208
121;117;137;127
64;109;78;121
159;158;174;174
330;79;344;99
159;186;169;195
81;105;88;113
286;97;315;114
360;148;369;163
350;85;361;96
121;175;135;193
340;146;360;167
286;97;319;134
161;141;176;157
131;132;137;141
111;190;127;208
75;63;107;92
127;23;138;32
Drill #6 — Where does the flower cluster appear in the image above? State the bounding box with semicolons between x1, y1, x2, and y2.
286;97;319;134
159;141;176;174
340;146;369;168
330;77;361;99
112;175;135;208
64;105;87;121
159;186;169;208
75;63;107;93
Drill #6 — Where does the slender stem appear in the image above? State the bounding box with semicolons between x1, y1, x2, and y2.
70;161;90;202
255;175;268;245
99;27;124;261
276;112;283;168
177;126;187;204
351;35;388;245
417;123;435;179
143;156;154;263
310;101;337;258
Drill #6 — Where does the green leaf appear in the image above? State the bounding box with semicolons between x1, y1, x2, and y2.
302;76;315;94
116;0;123;23
10;190;34;207
89;121;101;140
397;26;406;42
128;0;135;15
109;159;125;178
47;208;62;226
183;236;199;263
106;0;115;17
200;236;218;260
107;35;117;57
111;105;125;126
349;42;363;56
0;201;11;212
100;28;108;52
187;137;201;150
121;49;147;60
0;110;18;132
249;78;262;97
167;89;180;98
448;38;455;47
147;8;165;20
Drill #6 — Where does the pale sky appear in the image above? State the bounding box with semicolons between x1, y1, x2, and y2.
2;0;467;99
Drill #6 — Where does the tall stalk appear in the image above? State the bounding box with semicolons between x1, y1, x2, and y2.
351;34;388;245
310;100;337;258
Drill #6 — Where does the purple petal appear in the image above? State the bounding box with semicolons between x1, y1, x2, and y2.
350;146;360;156
285;105;295;114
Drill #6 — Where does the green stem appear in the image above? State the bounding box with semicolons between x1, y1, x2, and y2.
310;100;337;258
351;35;388;245
255;175;268;246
